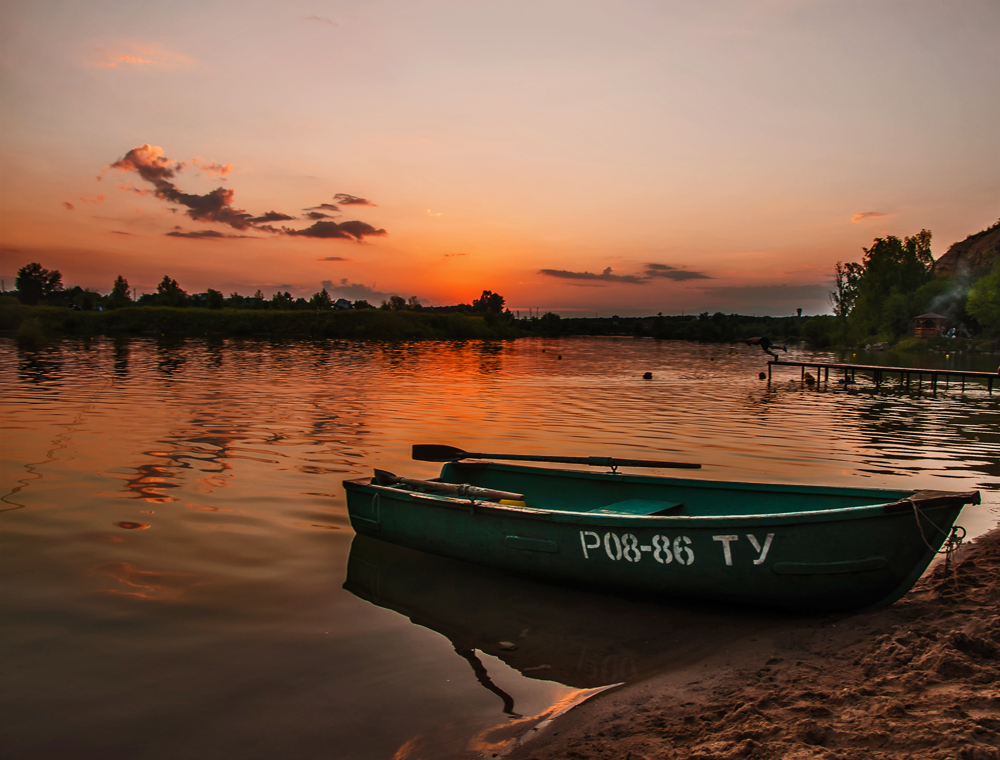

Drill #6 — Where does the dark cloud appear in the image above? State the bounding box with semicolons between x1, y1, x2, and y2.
305;203;340;212
165;230;253;239
539;267;649;285
63;201;75;210
333;193;376;206
110;147;260;229
306;211;334;220
540;264;711;285
643;263;711;281
249;211;296;223
318;256;349;262
285;220;386;241
322;278;398;302
111;230;132;235
109;144;387;241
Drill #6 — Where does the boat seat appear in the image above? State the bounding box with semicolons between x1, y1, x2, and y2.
588;499;684;516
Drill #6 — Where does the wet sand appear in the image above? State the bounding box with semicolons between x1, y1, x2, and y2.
508;530;1000;760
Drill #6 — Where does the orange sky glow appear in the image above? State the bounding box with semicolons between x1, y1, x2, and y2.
1;0;997;315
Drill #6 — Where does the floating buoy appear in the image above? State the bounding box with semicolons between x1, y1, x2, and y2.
804;372;816;385
643;372;653;380
758;372;766;380
557;354;562;360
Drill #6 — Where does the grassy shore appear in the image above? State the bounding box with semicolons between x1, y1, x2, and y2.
0;297;522;345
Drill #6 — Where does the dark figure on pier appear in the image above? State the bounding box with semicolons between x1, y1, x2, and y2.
745;336;787;359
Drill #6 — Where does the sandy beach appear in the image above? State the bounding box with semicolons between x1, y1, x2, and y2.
508;529;1000;760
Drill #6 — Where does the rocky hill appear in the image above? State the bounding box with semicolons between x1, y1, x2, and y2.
933;220;1000;277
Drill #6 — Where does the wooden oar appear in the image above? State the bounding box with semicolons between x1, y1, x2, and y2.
373;469;525;502
411;444;701;470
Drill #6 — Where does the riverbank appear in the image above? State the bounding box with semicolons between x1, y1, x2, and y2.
508;529;1000;760
0;299;522;343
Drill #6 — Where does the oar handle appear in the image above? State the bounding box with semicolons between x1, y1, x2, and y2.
482;453;701;470
374;470;524;502
412;444;700;470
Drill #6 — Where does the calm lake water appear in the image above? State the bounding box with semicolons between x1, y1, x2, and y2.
2;336;998;760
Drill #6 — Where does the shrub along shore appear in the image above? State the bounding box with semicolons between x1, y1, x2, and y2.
3;298;998;354
0;298;524;345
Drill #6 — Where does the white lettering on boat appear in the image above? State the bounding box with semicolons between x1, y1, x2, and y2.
580;532;694;565
580;530;600;559
604;531;622;561
621;534;641;563
713;535;739;566
579;530;772;567
673;536;694;565
652;535;672;564
747;533;774;565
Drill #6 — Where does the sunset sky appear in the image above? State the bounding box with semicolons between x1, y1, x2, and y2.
1;0;997;316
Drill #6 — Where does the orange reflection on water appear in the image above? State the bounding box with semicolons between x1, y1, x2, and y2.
390;686;610;760
121;463;180;503
88;561;201;601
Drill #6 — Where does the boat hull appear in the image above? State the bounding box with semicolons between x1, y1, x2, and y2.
343;462;977;612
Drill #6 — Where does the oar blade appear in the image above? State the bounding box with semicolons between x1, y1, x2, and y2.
373;469;399;486
412;444;470;462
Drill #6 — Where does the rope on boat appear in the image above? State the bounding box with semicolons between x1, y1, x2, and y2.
909;499;966;571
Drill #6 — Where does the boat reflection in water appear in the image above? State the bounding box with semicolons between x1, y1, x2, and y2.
344;533;783;699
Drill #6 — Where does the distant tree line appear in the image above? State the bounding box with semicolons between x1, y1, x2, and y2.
517;311;809;341
8;264;518;319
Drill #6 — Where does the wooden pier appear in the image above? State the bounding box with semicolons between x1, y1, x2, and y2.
767;359;997;394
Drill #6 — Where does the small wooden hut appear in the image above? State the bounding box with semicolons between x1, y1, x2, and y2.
912;312;948;338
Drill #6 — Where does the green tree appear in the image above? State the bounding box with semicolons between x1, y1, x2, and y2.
309;288;333;310
270;291;294;310
837;230;935;340
472;290;505;313
967;260;1000;337
107;275;132;309
206;288;225;309
15;262;63;305
830;261;862;320
155;276;187;307
539;311;562;335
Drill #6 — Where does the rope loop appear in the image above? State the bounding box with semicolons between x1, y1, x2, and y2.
910;500;965;568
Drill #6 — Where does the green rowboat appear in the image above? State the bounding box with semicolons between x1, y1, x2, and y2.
343;459;979;612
